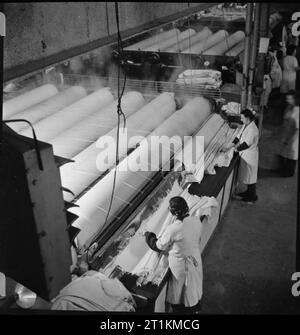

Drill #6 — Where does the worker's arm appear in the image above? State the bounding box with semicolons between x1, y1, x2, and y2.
145;232;163;253
200;215;209;223
222;136;241;152
145;226;174;254
236;142;250;152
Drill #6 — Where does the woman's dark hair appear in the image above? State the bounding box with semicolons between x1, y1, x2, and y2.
241;108;256;121
269;44;278;53
169;196;189;219
286;45;296;56
277;49;283;60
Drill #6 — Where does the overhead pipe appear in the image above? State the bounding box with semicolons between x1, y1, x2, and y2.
240;3;253;110
247;3;261;108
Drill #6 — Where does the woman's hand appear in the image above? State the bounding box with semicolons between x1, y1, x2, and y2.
220;146;230;153
159;250;169;256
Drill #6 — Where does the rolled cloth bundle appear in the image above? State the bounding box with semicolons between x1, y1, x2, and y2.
164;27;212;53
124;28;180;51
3;84;58;119
181;30;229;54
225;38;245;56
69;97;212;249
19;88;114;142
60;92;176;200
177;69;222;88
7;86;87;133
179;69;221;80
203;31;245;55
144;29;196;52
50;91;145;159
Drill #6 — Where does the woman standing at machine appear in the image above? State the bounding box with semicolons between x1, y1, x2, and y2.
225;109;259;203
145;196;204;314
279;91;299;177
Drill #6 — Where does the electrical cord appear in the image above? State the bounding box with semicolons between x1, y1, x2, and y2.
87;2;128;263
2;119;44;170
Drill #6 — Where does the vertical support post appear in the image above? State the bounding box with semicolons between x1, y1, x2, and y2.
255;2;270;137
247;3;261;108
255;3;270;87
241;3;253;110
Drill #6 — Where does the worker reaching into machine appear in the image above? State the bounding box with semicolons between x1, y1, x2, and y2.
223;108;259;203
144;196;205;314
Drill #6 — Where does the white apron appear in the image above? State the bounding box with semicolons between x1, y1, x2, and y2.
156;216;203;307
269;55;282;89
280;56;299;93
263;74;272;106
237;122;259;184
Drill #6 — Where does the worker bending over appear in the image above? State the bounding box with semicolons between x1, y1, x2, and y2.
145;196;205;314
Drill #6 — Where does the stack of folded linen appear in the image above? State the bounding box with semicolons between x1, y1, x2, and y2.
176;69;222;89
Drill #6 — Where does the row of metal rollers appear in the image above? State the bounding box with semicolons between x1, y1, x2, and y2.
3;83;228;250
125;27;246;57
124;11;282;57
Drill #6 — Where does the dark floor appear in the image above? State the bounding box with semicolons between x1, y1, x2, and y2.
201;107;299;314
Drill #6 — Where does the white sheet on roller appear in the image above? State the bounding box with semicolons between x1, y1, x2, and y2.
70;97;212;250
50;91;145;159
106;120;228;283
174;114;225;182
101;166;219;284
206;147;235;175
203;31;245;55
181;30;228;54
60;92;176;197
164;27;212;53
144;29;196;52
3;84;58;119
19;88;114;142
225;38;245;57
102;134;225;282
124;29;180;51
7;86;87;133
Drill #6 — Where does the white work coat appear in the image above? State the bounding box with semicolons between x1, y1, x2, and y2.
280;55;299;93
270;55;282;89
156;216;203;307
237;121;259;184
280;106;299;160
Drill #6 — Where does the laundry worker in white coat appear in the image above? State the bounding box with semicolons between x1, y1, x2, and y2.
145;196;205;314
279;90;299;177
280;45;299;93
224;109;259;203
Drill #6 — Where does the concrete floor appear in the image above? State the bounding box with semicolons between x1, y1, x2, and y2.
201;114;299;314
